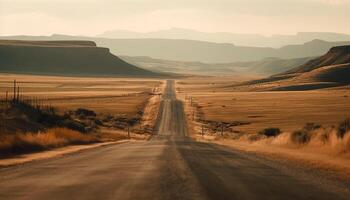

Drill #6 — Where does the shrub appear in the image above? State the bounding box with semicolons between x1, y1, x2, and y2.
303;123;321;132
75;108;96;117
289;123;322;144
60;119;86;133
337;119;350;138
291;130;311;144
94;119;103;126
258;128;281;137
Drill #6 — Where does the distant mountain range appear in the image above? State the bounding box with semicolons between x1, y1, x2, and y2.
0;40;158;77
121;56;312;76
2;34;350;63
97;28;350;48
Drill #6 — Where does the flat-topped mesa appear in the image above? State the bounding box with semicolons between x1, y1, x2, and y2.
0;40;97;47
0;39;158;77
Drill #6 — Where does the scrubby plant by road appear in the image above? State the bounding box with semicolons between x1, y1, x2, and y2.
258;128;281;137
337;119;350;138
0;128;99;156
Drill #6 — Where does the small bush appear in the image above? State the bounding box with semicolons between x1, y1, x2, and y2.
94;119;103;126
60;119;86;133
303;123;321;132
291;130;311;144
75;108;96;117
258;128;281;137
337;119;350;138
289;123;322;144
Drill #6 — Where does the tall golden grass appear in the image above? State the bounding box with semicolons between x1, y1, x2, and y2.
0;128;99;155
240;126;350;156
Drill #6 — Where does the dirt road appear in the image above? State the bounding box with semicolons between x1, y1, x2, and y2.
0;80;349;200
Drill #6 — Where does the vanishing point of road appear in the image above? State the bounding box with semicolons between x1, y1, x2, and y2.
0;80;349;200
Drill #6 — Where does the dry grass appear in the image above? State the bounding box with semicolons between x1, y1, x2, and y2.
0;74;164;157
179;78;350;178
99;129;150;141
212;129;350;179
0;73;163;117
177;79;350;134
0;128;99;156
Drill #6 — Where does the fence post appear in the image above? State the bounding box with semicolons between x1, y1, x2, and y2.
201;124;204;137
17;86;20;101
13;80;16;101
127;123;130;139
221;123;224;137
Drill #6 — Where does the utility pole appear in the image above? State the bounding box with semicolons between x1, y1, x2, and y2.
221;123;224;137
17;86;20;101
127;123;130;139
201;125;204;137
13;80;16;101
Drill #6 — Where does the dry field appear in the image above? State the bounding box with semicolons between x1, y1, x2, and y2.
177;76;350;178
0;73;163;156
176;77;350;134
0;73;163;117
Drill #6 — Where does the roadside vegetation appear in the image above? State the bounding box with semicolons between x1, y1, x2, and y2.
0;128;99;156
0;78;162;157
196;119;350;156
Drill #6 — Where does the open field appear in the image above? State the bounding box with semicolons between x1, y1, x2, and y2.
177;77;350;179
0;73;163;156
0;73;163;117
176;77;350;134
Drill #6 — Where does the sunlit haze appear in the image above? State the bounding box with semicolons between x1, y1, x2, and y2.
1;0;350;36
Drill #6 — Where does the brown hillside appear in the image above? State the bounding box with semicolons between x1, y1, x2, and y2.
285;45;350;74
230;46;350;91
296;63;350;84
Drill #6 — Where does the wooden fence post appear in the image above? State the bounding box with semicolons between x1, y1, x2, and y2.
17;86;20;101
13;80;16;101
201;125;204;137
127;123;130;139
221;123;224;137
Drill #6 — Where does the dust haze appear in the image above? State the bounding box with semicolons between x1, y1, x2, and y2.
0;0;350;200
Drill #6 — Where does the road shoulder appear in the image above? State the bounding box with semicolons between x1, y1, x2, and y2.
0;140;130;167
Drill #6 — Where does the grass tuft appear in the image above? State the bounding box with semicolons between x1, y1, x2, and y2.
337;119;350;138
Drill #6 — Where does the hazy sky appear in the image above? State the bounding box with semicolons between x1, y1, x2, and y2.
1;0;350;36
